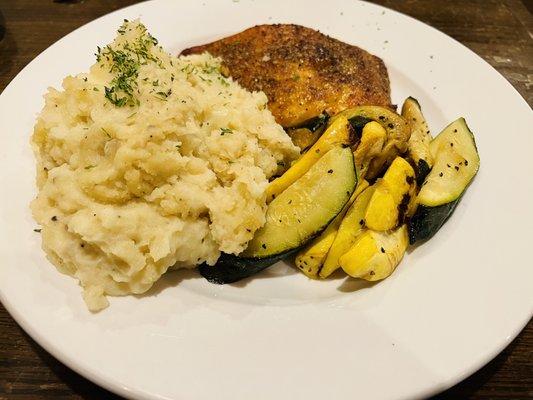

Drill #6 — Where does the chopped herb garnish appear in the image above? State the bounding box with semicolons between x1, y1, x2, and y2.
380;247;385;253
155;90;171;99
220;127;233;135
218;76;230;87
85;165;96;170
105;86;129;107
97;21;161;107
33;228;42;233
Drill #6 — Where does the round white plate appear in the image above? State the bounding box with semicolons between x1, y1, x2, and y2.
1;1;532;399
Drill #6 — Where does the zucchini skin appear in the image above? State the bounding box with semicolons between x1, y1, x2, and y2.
408;198;460;245
200;174;356;284
410;117;479;244
406;96;421;109
286;113;331;152
291;112;330;132
199;186;353;284
348;115;374;137
332;106;411;179
198;248;300;284
416;159;431;187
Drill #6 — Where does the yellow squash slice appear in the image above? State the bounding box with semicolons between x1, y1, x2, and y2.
319;184;375;278
364;157;416;231
266;116;353;202
332;106;411;179
295;179;369;278
339;225;408;281
354;121;387;181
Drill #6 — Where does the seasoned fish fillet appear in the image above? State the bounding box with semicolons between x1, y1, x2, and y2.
181;24;392;127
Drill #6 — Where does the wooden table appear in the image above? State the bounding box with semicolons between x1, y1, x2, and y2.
0;1;531;399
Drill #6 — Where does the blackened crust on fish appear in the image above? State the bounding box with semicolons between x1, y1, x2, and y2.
181;24;392;127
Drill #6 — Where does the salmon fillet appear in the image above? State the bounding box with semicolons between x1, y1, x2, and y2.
181;24;392;127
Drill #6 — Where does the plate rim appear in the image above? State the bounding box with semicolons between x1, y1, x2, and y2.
0;1;532;400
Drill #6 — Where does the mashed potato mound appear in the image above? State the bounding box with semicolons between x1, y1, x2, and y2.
30;20;299;311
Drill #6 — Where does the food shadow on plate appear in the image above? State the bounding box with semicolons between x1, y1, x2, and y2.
133;267;202;298
134;258;301;295
336;276;377;293
227;260;298;288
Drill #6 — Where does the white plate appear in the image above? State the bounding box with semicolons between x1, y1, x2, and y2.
1;1;532;399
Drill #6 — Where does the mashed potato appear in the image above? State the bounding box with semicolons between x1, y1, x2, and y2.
31;20;299;311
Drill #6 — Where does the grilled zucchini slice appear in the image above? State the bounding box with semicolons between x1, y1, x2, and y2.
419;118;479;207
408;118;480;244
401;97;433;185
198;251;298;284
246;146;356;258
200;147;356;283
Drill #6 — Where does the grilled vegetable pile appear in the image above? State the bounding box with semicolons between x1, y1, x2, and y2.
199;99;480;284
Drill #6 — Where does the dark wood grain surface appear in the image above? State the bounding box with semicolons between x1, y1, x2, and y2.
0;1;532;399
